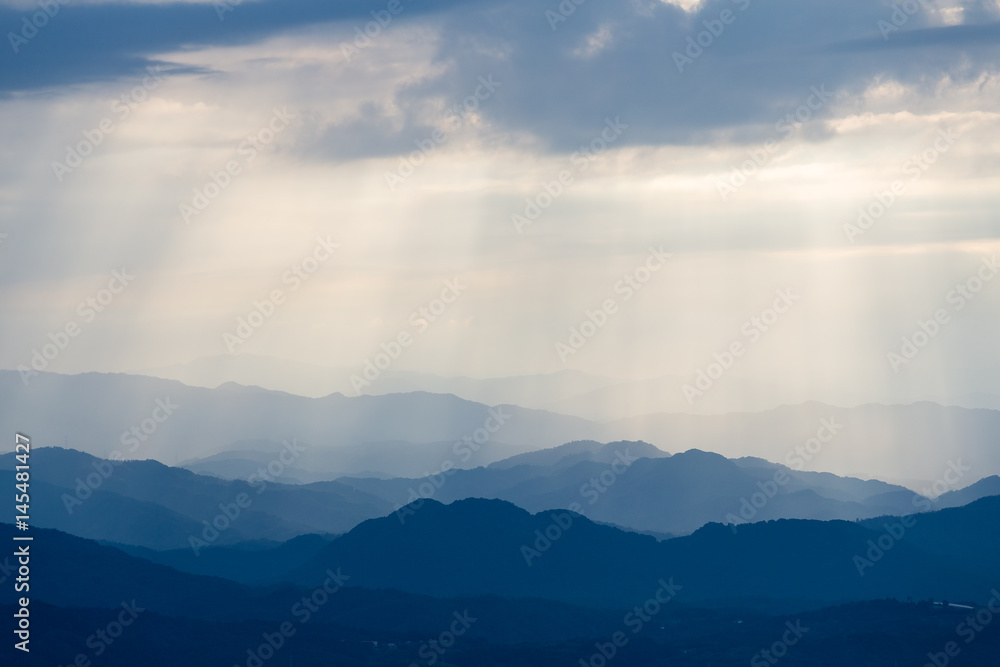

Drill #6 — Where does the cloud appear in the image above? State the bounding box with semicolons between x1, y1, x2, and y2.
0;0;485;92
3;0;998;155
414;0;1000;151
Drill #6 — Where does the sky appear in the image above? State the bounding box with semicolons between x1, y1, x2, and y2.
1;0;999;411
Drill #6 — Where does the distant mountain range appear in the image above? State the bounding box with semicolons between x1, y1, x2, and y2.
0;447;391;549
137;353;1000;418
5;446;999;552
0;370;595;469
936;474;1000;509
337;443;955;536
4;370;1000;482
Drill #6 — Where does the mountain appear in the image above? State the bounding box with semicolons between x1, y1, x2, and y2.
291;496;1000;612
108;534;330;585
0;448;392;549
4;478;215;550
4;500;1000;665
859;495;1000;577
0;370;595;472
4;370;1000;482
0;523;291;622
136;354;1000;420
0;523;626;640
178;442;325;483
5;442;990;552
605;402;1000;483
179;439;541;481
338;448;928;536
0;445;937;550
140;353;618;409
486;439;670;470
934;475;1000;509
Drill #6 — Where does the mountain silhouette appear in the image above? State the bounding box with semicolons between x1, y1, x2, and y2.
0;448;391;548
291;496;1000;612
338;448;937;535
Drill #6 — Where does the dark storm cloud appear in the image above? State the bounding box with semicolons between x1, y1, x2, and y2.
2;0;998;152
0;0;488;92
423;0;1000;148
305;0;1000;155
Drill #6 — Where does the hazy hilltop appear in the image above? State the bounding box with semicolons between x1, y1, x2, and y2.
3;370;1000;482
139;354;1000;419
337;446;946;536
0;447;391;549
0;370;595;468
